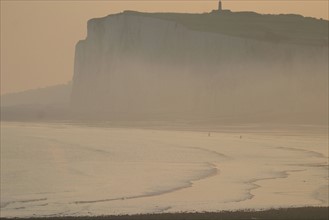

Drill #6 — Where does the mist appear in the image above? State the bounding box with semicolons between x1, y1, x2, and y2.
1;7;328;218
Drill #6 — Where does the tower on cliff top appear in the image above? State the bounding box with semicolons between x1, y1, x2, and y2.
218;1;222;11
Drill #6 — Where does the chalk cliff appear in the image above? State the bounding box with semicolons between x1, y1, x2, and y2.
71;11;328;123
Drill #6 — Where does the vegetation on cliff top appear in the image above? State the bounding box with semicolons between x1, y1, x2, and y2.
105;10;328;46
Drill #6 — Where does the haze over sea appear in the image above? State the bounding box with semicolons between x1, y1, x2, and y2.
1;5;328;218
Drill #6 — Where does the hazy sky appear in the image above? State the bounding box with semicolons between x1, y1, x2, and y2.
1;0;328;95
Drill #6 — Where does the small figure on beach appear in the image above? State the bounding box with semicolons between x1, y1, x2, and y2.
208;132;211;137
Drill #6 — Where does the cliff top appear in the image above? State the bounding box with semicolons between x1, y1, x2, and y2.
97;10;328;46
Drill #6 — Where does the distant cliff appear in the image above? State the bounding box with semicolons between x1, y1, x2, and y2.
1;83;72;121
71;11;328;124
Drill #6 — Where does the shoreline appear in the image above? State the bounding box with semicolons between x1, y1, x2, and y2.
1;207;328;220
1;123;328;218
2;120;328;135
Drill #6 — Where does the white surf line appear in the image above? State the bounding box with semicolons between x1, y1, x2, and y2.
256;145;328;206
33;190;73;195
72;162;219;205
149;138;231;161
32;136;113;156
275;146;327;159
0;198;48;209
286;162;328;168
183;145;232;160
10;202;49;211
274;145;328;205
231;169;306;203
153;205;172;213
36;210;73;218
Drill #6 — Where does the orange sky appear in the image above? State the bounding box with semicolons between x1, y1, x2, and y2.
1;0;328;94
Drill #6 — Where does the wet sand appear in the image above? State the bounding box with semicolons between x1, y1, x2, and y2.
1;122;328;217
1;207;328;220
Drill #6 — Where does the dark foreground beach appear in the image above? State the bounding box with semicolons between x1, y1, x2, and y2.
2;207;328;220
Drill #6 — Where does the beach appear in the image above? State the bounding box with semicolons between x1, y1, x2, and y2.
1;122;328;218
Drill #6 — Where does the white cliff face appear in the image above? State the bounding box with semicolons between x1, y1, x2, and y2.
71;12;328;123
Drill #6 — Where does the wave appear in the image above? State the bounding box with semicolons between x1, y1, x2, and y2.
275;146;327;159
1;197;47;209
74;162;219;204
